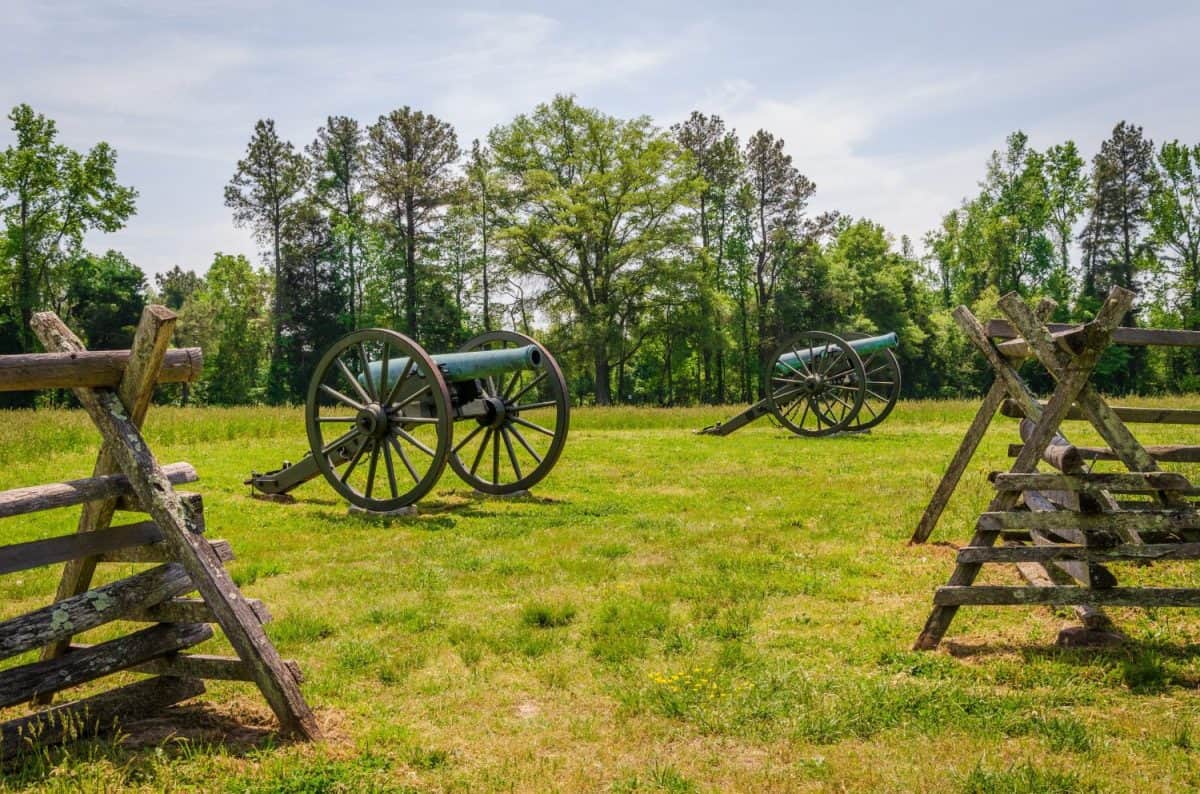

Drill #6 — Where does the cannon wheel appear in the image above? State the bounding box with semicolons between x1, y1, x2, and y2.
766;331;866;437
447;330;570;494
829;331;901;431
306;329;453;511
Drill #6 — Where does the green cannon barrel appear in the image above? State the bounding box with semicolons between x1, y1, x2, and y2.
775;332;898;372
363;344;543;391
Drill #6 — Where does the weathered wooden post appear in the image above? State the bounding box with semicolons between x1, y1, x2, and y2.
0;306;319;762
912;288;1200;650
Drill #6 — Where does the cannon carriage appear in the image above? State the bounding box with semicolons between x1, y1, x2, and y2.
700;331;901;437
249;329;569;511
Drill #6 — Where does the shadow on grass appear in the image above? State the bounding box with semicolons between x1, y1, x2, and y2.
118;701;281;753
3;701;285;785
945;638;1200;692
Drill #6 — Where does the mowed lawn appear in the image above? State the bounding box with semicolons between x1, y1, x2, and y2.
4;400;1200;792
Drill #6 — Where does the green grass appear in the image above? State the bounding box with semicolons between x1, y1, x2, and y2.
4;399;1200;790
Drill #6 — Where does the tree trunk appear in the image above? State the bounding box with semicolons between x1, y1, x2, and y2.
17;199;35;353
756;304;770;399
481;204;492;332
738;286;751;403
594;348;612;406
404;194;419;338
664;336;673;406
716;350;725;404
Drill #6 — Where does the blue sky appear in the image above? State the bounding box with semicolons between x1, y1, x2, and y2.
4;0;1198;276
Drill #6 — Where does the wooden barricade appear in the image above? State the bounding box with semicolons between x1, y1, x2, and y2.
0;306;318;763
910;287;1200;649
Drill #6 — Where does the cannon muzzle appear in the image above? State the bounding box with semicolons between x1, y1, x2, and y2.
364;344;544;391
775;332;898;372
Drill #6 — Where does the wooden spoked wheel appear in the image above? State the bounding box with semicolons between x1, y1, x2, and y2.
447;330;570;494
766;331;866;437
305;329;453;511
832;331;902;431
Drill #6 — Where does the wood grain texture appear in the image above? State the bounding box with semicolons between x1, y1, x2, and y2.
0;347;202;392
31;311;319;740
0;463;197;519
0;521;161;576
935;586;1200;606
0;564;193;662
34;306;177;687
0;623;211;709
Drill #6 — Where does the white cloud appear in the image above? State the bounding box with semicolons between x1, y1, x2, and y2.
12;3;1200;276
423;11;706;139
695;68;985;249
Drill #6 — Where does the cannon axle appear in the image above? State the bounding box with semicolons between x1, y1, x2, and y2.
698;329;901;438
248;328;569;510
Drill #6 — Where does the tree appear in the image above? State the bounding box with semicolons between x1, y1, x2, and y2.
464;139;500;331
438;204;479;332
741;129;834;389
202;253;271;405
307;116;366;326
978;132;1054;295
224;118;309;383
154;265;203;309
489;95;701;404
365;107;461;337
63;250;146;349
1044;141;1088;273
1148;140;1200;319
277;201;350;398
673;112;742;401
1079;122;1155;307
0;104;137;351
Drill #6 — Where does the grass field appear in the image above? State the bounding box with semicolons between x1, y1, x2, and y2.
4;399;1200;792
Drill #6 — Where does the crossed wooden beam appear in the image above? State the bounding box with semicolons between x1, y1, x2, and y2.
28;307;319;739
912;287;1200;649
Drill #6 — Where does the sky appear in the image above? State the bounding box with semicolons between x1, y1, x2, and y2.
3;0;1198;277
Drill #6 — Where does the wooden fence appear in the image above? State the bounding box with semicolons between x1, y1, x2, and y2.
0;306;318;763
911;287;1200;649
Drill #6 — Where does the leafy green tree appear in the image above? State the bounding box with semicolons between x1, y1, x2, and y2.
1148;140;1200;319
276;201;351;399
154;265;203;309
0;104;137;351
489;95;701;404
673;112;742;402
63;250;146;349
224;118;309;399
364;107;461;337
978;132;1055;295
202;253;271;405
436;203;480;334
307;116;366;326
741;129;835;391
1079;122;1155;309
1044;141;1088;273
464;139;502;331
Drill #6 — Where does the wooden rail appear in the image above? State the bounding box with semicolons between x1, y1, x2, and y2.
0;305;316;762
985;319;1200;349
913;288;1200;651
0;347;202;391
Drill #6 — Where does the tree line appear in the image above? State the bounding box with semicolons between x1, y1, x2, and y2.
2;99;1198;407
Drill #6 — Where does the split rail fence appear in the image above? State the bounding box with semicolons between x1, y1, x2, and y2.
0;306;318;762
911;287;1200;648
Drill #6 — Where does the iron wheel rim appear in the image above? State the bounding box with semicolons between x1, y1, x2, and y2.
305;328;453;511
827;332;900;431
766;331;866;437
447;330;570;494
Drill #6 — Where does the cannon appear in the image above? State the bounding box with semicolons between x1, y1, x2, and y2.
699;331;901;437
248;329;569;511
